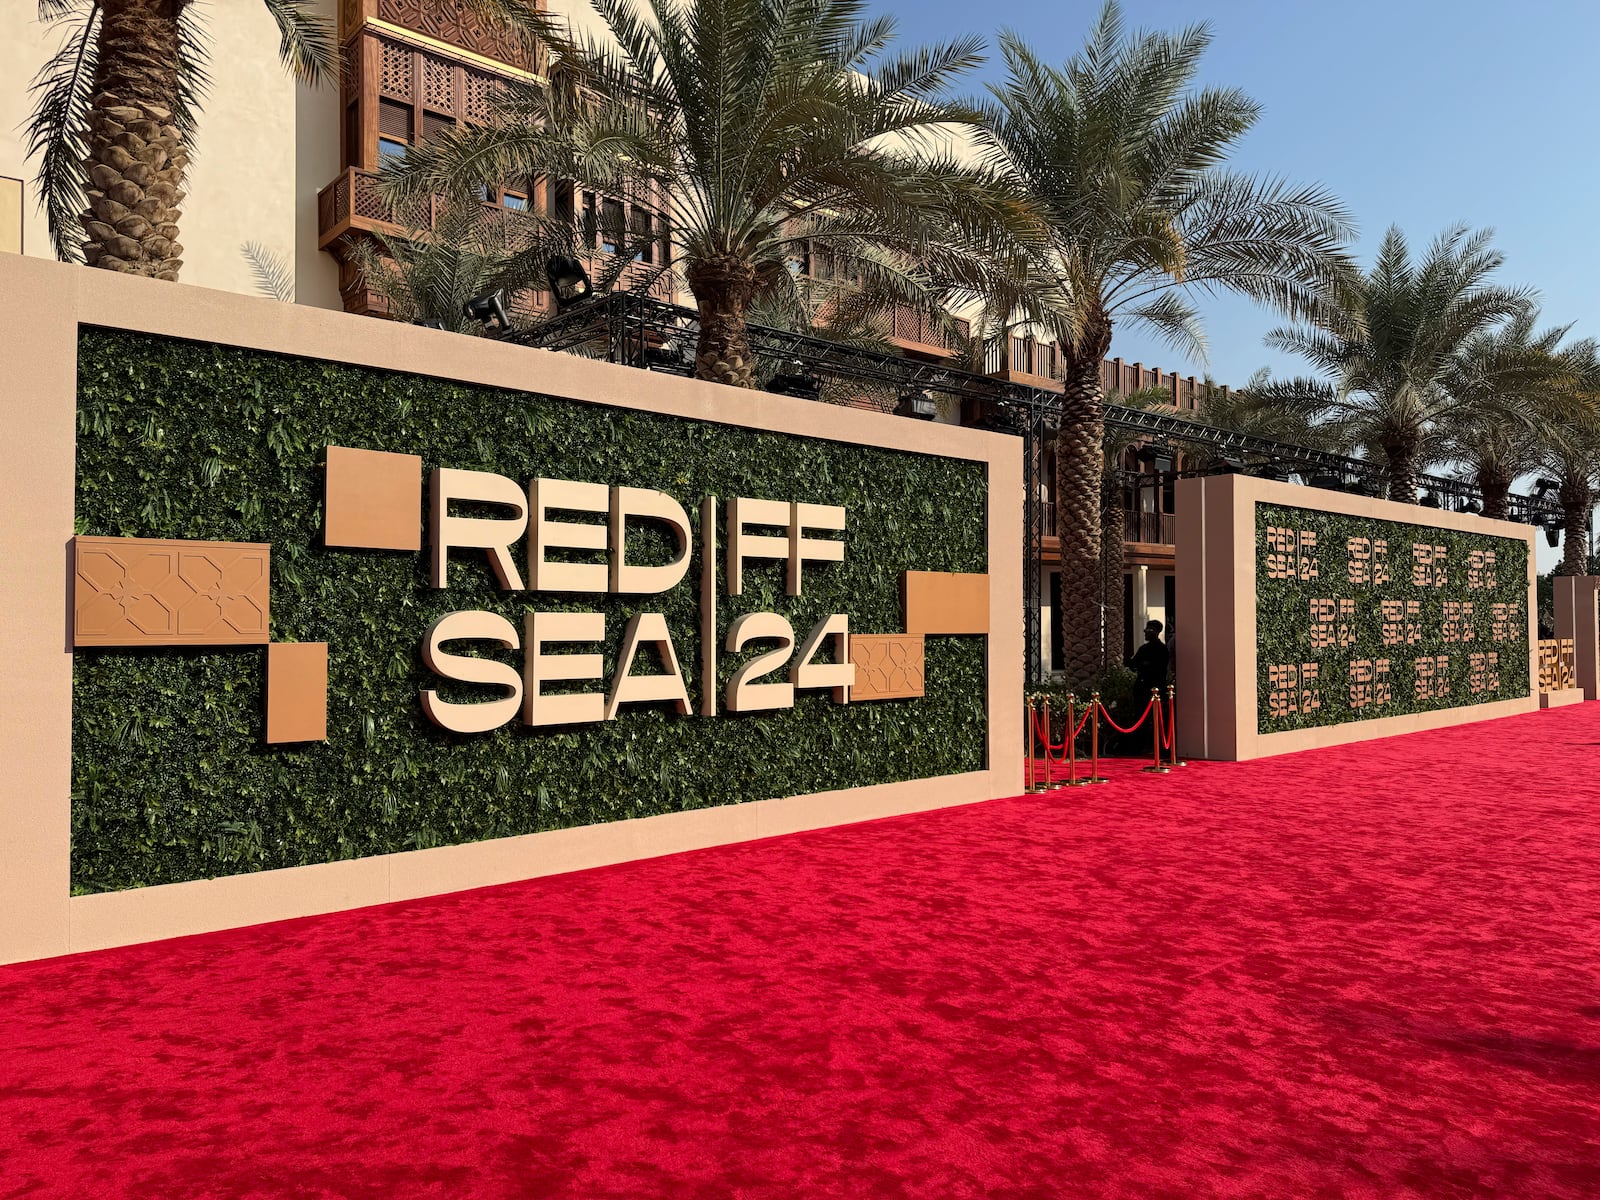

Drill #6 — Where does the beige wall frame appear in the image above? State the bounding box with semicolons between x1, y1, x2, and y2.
1174;473;1539;762
1552;576;1600;701
0;255;1022;966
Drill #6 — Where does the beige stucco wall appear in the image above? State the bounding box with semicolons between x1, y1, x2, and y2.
0;0;341;307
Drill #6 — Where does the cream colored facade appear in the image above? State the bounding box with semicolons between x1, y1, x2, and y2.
0;0;341;307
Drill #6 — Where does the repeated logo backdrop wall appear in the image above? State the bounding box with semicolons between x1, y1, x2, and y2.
1255;503;1531;733
71;329;990;894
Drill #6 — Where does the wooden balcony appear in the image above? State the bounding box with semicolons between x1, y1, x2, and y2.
317;167;397;249
316;168;677;313
881;304;970;359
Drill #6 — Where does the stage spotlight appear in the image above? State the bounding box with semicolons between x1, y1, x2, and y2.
415;317;446;330
1309;471;1344;492
1546;523;1562;548
463;289;511;334
545;256;593;309
1254;463;1290;482
895;388;939;420
1533;478;1559;501
1462;499;1481;515
767;359;822;401
1420;491;1441;508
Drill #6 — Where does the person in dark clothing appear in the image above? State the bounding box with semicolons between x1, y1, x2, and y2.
1128;619;1169;702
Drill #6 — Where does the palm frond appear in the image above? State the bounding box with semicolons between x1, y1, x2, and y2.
26;0;99;263
261;0;339;87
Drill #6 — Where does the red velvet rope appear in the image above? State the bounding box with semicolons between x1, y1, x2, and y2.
1161;699;1175;750
1096;697;1156;735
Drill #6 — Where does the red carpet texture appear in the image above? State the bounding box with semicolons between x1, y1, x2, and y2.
4;705;1600;1199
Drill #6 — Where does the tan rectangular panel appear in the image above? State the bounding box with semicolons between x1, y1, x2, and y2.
324;445;423;550
903;570;990;635
849;634;925;700
74;537;270;647
267;642;329;743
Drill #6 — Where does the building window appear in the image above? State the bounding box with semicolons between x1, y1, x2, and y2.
600;198;624;255
630;206;653;262
378;137;408;165
502;191;529;212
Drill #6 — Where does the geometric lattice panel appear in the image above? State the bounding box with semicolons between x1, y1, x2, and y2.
74;537;270;647
849;634;925;701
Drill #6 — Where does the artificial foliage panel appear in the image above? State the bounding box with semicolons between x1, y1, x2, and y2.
1256;502;1529;734
72;330;988;893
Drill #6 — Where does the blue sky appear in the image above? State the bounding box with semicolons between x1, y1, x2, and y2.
872;0;1600;391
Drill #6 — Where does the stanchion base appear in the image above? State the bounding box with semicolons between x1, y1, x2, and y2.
1083;776;1110;785
1141;765;1171;774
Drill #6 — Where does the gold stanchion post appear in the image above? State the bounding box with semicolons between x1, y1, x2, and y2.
1040;698;1052;791
1025;696;1036;792
1063;693;1084;787
1167;685;1186;768
1086;691;1109;784
1142;688;1170;774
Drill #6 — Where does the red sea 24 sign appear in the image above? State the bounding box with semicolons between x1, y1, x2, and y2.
418;467;855;732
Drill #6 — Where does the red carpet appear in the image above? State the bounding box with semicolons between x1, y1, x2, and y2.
4;706;1600;1198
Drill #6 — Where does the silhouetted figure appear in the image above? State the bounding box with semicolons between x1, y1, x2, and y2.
1128;619;1169;703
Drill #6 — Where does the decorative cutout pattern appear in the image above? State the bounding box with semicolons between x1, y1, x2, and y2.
423;54;455;112
463;69;494;120
380;41;414;100
74;538;270;647
376;0;539;71
849;635;925;701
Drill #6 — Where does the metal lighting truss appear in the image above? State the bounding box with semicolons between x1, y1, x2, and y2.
514;292;1561;683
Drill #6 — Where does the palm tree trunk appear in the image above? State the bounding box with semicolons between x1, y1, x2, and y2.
1476;465;1511;522
1557;478;1592;576
1383;438;1419;503
81;0;189;279
687;255;759;388
1056;331;1110;686
1100;474;1125;671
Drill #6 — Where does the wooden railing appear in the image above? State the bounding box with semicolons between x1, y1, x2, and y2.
881;304;970;354
317;167;395;245
1124;509;1176;545
317;167;675;303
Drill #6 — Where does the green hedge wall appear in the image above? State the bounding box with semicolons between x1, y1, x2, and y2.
72;329;988;893
1256;501;1529;734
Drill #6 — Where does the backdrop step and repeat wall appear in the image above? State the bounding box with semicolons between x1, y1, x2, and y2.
1175;474;1537;761
0;257;1021;964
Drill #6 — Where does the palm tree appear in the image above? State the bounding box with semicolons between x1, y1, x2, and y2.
1533;343;1600;576
380;0;1028;389
1542;406;1600;576
1435;310;1589;520
25;0;556;276
977;3;1356;684
1263;224;1534;503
